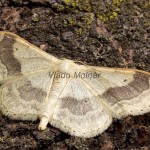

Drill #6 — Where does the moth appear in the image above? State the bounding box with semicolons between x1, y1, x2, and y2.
0;32;150;138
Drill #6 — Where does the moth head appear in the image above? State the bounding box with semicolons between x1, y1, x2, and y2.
59;59;77;75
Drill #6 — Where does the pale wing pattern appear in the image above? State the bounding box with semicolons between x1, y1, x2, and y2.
0;32;58;82
51;78;112;138
0;71;53;121
80;66;150;118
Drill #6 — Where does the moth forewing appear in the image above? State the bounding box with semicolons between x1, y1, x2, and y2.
81;66;150;118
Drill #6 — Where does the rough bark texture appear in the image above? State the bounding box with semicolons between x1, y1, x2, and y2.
0;0;150;149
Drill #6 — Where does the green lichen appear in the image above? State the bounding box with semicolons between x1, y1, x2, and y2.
64;0;91;12
64;16;77;27
63;12;94;35
0;138;4;143
109;11;118;19
64;0;127;22
144;21;150;26
52;3;65;12
113;0;124;6
64;0;79;8
144;1;150;9
32;17;39;22
76;13;94;35
77;27;83;35
64;0;148;23
0;137;13;143
64;0;72;5
81;13;94;26
96;0;126;22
